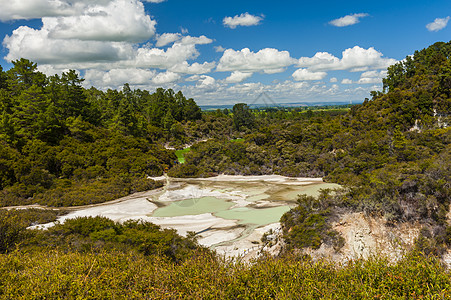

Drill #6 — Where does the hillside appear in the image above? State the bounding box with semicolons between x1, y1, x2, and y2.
0;41;450;298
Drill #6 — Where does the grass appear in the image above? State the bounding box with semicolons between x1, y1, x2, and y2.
230;138;245;143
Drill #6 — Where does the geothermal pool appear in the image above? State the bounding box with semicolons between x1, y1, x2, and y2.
32;175;340;259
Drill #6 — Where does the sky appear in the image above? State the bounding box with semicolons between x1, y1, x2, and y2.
0;0;450;105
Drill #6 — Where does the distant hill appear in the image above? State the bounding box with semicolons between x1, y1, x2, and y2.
200;101;362;111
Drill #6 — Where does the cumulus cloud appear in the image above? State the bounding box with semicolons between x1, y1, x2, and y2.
225;71;253;83
186;75;218;92
3;25;132;64
426;16;450;32
0;0;74;21
197;75;216;87
4;20;213;72
154;34;213;48
181;78;375;105
298;46;397;72
329;13;369;27
215;46;226;52
263;68;287;74
37;64;74;77
132;37;210;67
330;77;338;83
0;0;163;22
152;71;181;85
341;79;353;84
156;33;181;47
298;52;339;69
0;0;388;104
223;12;263;29
3;0;161;65
179;35;213;45
46;0;156;43
217;48;296;73
169;61;215;74
84;68;156;87
134;42;205;70
292;69;327;81
357;70;387;84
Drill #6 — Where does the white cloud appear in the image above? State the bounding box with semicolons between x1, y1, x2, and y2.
4;23;212;71
0;0;388;105
298;46;397;72
0;0;163;23
189;75;218;92
37;64;74;76
2;0;162;64
298;52;339;69
134;42;202;69
154;34;212;48
357;78;381;84
223;12;263;29
225;71;253;83
46;0;156;43
152;71;181;84
360;70;386;78
156;33;182;47
180;35;213;45
217;48;296;73
0;0;74;21
215;46;226;52
186;75;201;82
356;70;387;84
330;77;338;83
198;75;216;87
181;78;376;105
263;68;287;74
3;25;132;64
329;13;369;27
426;16;450;32
169;61;215;74
341;78;353;84
292;69;327;81
84;68;156;87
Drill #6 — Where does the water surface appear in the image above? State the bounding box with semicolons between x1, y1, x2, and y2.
152;196;233;217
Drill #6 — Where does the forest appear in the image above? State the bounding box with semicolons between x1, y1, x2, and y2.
0;41;450;298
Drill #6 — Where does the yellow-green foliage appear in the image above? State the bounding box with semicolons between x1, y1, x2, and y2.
33;177;163;207
175;147;191;164
0;250;449;299
0;209;63;253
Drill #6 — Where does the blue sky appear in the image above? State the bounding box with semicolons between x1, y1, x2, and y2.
0;0;450;105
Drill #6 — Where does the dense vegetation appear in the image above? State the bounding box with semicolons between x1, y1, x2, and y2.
0;60;206;207
0;42;450;298
170;42;450;254
0;249;449;298
0;210;204;261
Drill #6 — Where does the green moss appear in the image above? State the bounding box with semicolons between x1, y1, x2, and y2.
175;147;191;164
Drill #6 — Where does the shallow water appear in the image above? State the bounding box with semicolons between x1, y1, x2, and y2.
152;194;292;227
152;196;234;217
35;175;341;257
215;206;291;226
152;180;340;229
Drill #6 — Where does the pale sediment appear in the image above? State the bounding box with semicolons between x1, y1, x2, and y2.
29;175;337;260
